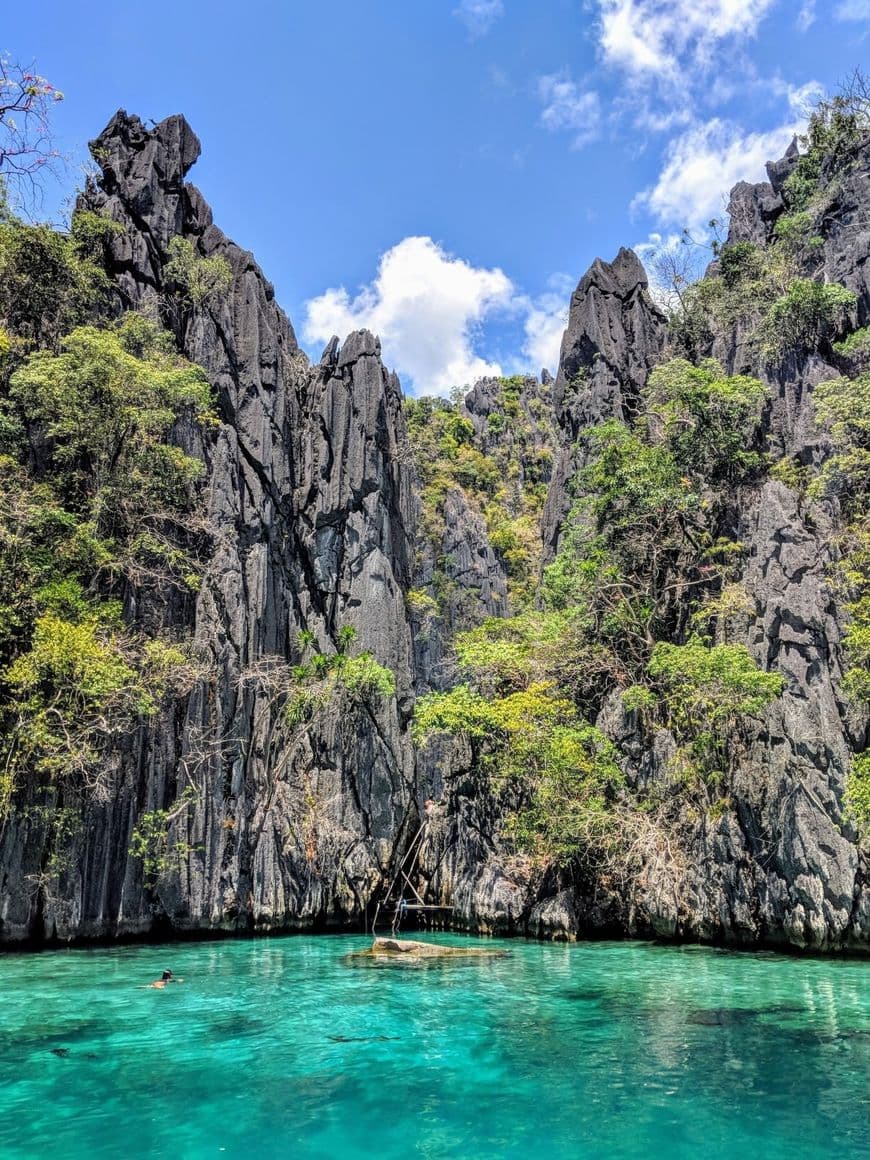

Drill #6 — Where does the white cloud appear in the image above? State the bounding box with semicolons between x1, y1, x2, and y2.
632;115;801;235
630;103;694;134
538;74;602;149
453;0;504;36
596;0;778;81
303;236;516;396
303;239;576;392
836;0;870;18
520;275;573;374
598;0;671;77
783;78;825;116
797;1;817;30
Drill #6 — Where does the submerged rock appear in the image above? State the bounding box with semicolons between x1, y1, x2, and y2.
327;1034;402;1043
686;1009;760;1027
348;937;508;962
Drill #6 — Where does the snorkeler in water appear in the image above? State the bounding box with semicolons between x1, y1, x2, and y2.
147;969;183;989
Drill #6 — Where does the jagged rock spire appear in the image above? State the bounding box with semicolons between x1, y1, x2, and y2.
542;246;666;555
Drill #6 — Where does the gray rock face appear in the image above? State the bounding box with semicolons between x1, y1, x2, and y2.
542;247;666;558
411;373;556;694
723;138;800;252
821;129;870;327
412;487;508;694
766;137;800;197
1;118;866;954
0;112;419;942
417;147;869;952
415;766;534;936
595;480;867;950
725;180;783;249
462;374;553;460
552;247;666;434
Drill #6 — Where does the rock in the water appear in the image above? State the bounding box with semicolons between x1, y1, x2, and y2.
351;937;508;960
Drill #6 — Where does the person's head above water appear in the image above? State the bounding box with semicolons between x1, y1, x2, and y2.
162;970;173;981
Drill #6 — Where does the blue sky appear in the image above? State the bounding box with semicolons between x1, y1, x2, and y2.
4;1;868;394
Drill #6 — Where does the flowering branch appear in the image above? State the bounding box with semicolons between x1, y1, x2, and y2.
0;55;64;207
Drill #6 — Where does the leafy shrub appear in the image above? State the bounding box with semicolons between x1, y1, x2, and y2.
769;455;809;492
414;675;624;867
758;280;855;361
0;209;121;349
507;724;625;865
668;263;780;359
782;81;870;215
129;784;200;885
542;417;696;663
690;581;754;643
406;587;439;618
832;326;870;359
336;653;396;701
810;374;870;511
9;314;216;587
718;242;766;288
454;612;568;695
7;613;141;712
772;211;824;261
807;374;870;707
164;236;232;305
621;685;656;714
846;752;870;839
648;638;783;777
11;314;214;477
644;358;767;482
2;613;153;793
290;626;396;706
413;683;493;745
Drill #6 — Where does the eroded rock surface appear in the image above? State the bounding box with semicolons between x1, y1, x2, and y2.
0;113;419;942
542;247;666;558
1;120;867;954
420;145;869;951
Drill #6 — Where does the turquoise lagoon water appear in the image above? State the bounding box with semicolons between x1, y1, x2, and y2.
0;933;868;1159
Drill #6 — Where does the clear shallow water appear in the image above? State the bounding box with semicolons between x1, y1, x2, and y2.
0;934;868;1159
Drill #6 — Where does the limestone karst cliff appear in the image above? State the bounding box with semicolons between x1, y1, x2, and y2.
421;240;868;949
0;109;867;950
1;112;419;940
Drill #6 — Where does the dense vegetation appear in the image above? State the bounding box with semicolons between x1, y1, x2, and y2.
413;80;870;870
667;84;868;365
0;205;218;818
2;67;868;924
405;375;554;612
414;357;785;871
